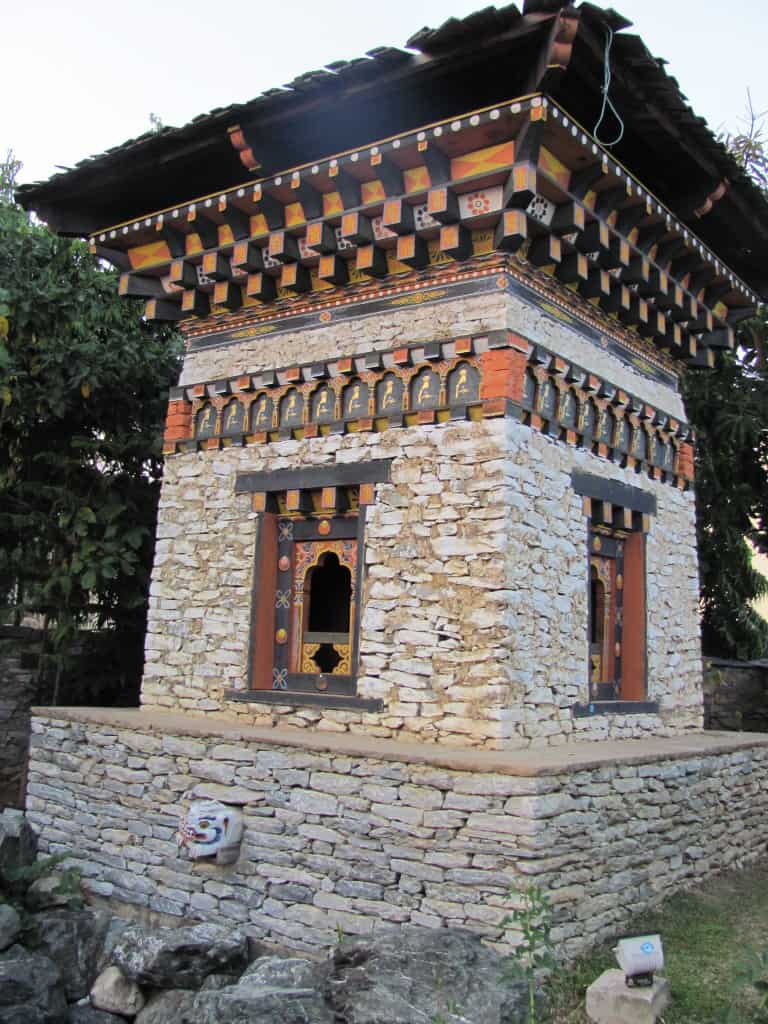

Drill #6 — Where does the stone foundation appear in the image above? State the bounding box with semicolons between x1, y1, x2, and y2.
26;708;768;960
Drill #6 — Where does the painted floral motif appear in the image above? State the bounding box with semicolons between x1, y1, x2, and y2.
272;667;288;690
464;192;492;216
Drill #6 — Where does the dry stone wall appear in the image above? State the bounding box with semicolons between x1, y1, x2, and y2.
504;293;685;420
25;711;768;962
180;291;507;387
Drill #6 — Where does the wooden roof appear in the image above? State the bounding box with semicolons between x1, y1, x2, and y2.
16;1;768;298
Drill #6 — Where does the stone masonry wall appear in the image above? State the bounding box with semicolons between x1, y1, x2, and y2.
181;289;685;425
144;413;702;747
144;290;702;747
26;711;768;962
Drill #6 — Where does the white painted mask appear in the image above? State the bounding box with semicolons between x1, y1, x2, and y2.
178;800;244;865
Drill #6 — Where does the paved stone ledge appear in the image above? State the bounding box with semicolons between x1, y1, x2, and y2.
31;706;768;775
26;710;768;960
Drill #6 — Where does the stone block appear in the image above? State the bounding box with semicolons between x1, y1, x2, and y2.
586;969;670;1024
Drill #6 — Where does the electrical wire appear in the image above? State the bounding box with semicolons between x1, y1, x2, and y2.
593;25;625;148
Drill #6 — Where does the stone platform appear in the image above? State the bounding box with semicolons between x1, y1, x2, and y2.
25;707;768;959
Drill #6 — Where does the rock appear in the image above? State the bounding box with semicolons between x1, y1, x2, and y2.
67;1004;126;1024
585;969;671;1024
0;902;22;950
200;972;241;990
240;956;326;990
0;809;37;885
189;956;333;1024
90;966;145;1018
109;921;248;989
134;990;197;1024
0;942;67;1023
95;916;133;975
330;926;528;1024
26;871;80;911
35;909;112;1000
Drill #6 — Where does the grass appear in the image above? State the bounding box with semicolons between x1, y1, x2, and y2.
543;862;768;1023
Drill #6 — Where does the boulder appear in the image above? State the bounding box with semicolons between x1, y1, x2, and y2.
330;927;528;1024
95;916;134;975
240;955;327;991
0;902;22;951
35;909;112;1000
26;871;80;911
109;921;249;989
90;966;145;1018
0;809;37;885
200;972;242;990
67;1004;126;1024
0;942;67;1023
188;956;333;1024
134;990;197;1024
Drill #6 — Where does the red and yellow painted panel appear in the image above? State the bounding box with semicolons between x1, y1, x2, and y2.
450;141;514;181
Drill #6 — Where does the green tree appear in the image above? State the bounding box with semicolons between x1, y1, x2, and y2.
682;99;768;660
0;153;183;697
683;330;768;659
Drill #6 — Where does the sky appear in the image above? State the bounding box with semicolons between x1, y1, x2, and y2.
3;0;767;189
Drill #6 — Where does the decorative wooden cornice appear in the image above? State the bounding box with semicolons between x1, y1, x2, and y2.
163;328;695;491
92;95;757;368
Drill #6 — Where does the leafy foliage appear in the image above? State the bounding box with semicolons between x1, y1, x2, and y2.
683;325;768;659
0;149;22;206
504;883;557;1024
0;154;183;690
683;97;768;659
719;92;768;195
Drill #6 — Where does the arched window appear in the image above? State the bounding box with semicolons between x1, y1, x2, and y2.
299;550;354;675
306;552;352;635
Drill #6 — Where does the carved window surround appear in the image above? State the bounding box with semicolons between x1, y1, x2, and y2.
226;461;392;710
572;472;654;714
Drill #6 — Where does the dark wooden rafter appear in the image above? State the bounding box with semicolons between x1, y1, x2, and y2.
318;253;349;284
118;273;167;298
523;5;581;94
396;233;429;268
231;240;267;272
285;178;324;221
305;220;337;254
331;169;362;208
169;259;199;288
187;207;218;249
